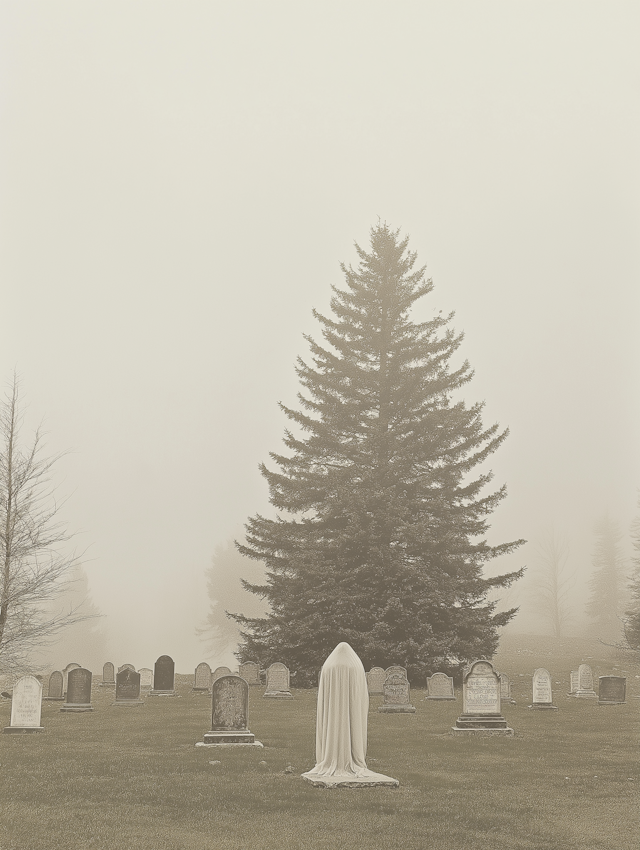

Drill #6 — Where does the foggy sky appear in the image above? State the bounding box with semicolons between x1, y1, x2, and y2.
1;2;638;670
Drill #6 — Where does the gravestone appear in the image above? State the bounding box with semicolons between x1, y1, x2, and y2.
569;670;579;694
101;662;116;687
426;672;456;700
62;662;81;695
196;675;263;747
238;661;261;686
575;664;597;699
193;662;212;691
44;671;64;701
211;666;232;684
531;668;557;710
118;664;136;673
385;665;407;680
500;673;516;704
61;667;93;712
149;655;175;696
3;676;44;733
366;667;386;695
598;676;626;705
452;660;513;735
378;671;415;713
113;668;143;706
263;662;293;698
138;668;153;689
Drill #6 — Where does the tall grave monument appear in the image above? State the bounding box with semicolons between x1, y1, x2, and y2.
3;676;44;734
452;660;514;736
149;655;175;696
196;675;263;747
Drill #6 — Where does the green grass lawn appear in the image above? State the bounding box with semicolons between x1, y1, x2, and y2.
1;635;638;850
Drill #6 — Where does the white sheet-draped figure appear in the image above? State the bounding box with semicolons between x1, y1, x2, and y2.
301;642;399;787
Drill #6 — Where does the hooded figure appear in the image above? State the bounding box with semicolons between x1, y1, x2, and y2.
301;642;399;787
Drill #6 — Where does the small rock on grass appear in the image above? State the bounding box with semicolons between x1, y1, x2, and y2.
209;760;222;766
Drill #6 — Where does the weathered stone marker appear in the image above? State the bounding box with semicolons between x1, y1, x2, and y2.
3;676;44;733
61;667;93;712
263;662;293;698
500;673;516;704
44;671;64;701
598;676;626;705
452;660;513;736
366;667;386;695
426;672;455;700
211;666;232;685
113;668;143;706
193;662;212;691
574;664;597;699
385;665;407;680
101;662;116;687
378;671;415;713
118;663;136;673
238;661;261;686
196;675;262;747
62;662;81;695
138;668;153;689
569;670;579;694
531;668;557;710
149;655;175;696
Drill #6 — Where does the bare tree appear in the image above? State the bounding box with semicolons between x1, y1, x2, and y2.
0;375;90;678
530;530;576;637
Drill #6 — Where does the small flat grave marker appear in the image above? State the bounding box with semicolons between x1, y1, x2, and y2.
196;675;263;747
264;662;293;698
61;667;93;712
531;668;557;710
426;672;456;700
3;676;44;733
44;671;64;701
150;655;175;696
366;667;386;695
378;671;415;713
598;676;626;705
194;662;212;691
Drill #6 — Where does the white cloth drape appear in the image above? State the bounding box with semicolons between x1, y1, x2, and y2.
301;642;398;785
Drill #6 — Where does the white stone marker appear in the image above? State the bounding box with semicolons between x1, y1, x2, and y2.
575;664;597;699
531;668;558;710
302;642;399;787
3;676;44;734
263;662;293;699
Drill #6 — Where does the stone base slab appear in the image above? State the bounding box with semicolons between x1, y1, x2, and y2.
530;703;558;710
451;726;514;736
598;700;625;705
148;690;176;697
3;726;44;734
426;695;456;700
574;691;597;699
112;700;144;706
202;730;256;744
302;775;399;788
99;682;116;688
60;704;93;712
378;704;416;713
263;691;293;699
43;696;64;701
196;741;264;748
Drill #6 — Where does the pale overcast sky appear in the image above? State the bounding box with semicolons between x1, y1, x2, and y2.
1;2;638;669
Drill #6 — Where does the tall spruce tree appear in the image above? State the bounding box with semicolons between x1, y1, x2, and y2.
586;515;627;643
233;224;524;684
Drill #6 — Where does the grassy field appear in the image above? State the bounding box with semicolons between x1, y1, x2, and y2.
1;635;638;850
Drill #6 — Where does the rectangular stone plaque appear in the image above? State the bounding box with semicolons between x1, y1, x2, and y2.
598;676;626;704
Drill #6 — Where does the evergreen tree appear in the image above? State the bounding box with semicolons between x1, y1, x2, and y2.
233;224;524;684
586;514;627;642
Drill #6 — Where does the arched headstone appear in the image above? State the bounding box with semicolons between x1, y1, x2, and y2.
61;667;93;712
531;668;557;710
378;671;415;713
62;662;81;695
44;671;64;701
114;668;143;706
264;663;293;699
193;662;212;691
101;662;115;687
452;660;513;735
238;661;261;686
211;666;231;685
3;676;44;733
150;655;175;696
426;672;455;700
196;675;262;747
575;664;596;699
366;667;386;695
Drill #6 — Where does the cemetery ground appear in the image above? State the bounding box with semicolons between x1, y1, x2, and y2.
1;636;638;850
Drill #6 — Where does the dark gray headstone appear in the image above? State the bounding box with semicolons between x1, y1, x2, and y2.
378;671;415;713
151;655;175;694
118;664;136;673
114;668;142;705
598;676;626;704
61;667;93;712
